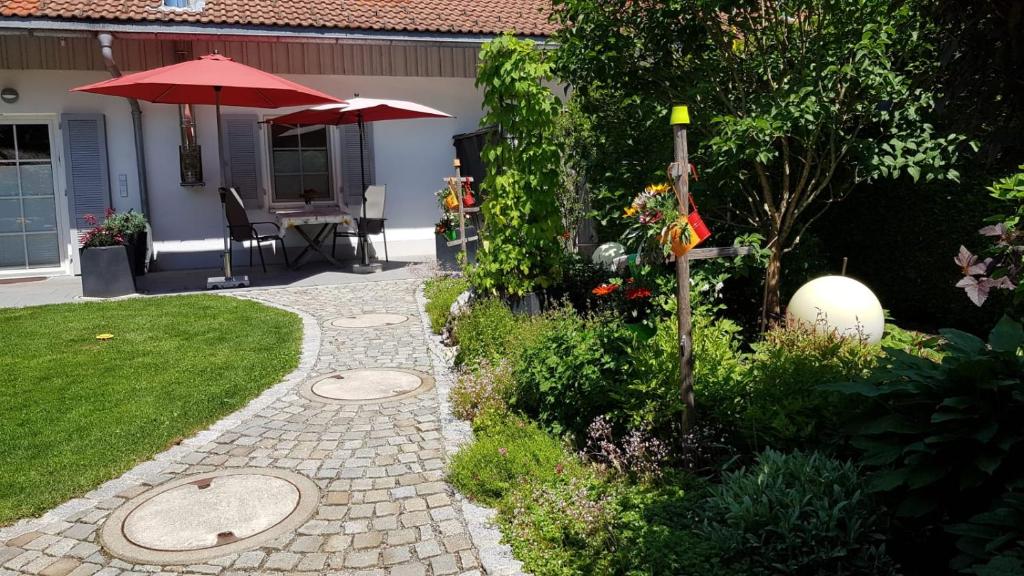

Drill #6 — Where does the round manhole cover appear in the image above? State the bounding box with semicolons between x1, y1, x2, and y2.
101;468;319;565
329;313;408;328
301;368;434;404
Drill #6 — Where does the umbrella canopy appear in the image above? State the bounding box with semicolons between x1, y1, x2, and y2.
266;97;452;126
71;53;344;282
72;53;342;108
267;97;453;267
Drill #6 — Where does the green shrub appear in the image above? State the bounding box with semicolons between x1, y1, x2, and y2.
512;312;644;440
631;309;748;435
451;358;515;423
739;322;880;449
452;298;549;367
823;316;1024;573
498;458;707;576
500;472;618;576
448;415;578;506
693;449;896;575
423;276;469;334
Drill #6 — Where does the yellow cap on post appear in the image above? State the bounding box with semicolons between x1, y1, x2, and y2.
670;105;690;125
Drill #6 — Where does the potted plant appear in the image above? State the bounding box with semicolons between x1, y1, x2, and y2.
80;211;136;298
105;210;149;276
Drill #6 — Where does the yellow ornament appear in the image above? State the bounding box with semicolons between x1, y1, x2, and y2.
670;105;690;125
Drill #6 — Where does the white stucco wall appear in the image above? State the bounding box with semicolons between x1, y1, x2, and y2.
0;67;484;272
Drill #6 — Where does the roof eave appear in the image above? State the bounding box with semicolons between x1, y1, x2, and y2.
0;16;553;46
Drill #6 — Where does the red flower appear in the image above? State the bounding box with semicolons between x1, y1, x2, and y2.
626;287;652;300
592;283;620;296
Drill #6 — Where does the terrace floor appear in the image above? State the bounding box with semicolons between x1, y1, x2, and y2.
0;259;433;309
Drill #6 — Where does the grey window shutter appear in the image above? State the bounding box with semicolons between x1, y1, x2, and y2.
61;113;110;246
223;114;262;208
339;123;375;212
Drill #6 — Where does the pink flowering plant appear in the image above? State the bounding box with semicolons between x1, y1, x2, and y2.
80;209;126;248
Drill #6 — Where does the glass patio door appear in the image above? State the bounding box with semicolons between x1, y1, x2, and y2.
0;123;61;270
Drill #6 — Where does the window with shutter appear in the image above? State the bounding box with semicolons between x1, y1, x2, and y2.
60;113;110;246
268;123;332;205
339;123;375;212
222;114;262;207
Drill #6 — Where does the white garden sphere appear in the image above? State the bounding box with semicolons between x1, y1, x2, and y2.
786;276;885;344
592;242;626;270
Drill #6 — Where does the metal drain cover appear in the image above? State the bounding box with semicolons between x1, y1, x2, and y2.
101;468;319;565
301;368;434;404
330;313;408;328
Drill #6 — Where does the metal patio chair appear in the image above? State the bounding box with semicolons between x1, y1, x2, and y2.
334;184;389;262
222;187;289;272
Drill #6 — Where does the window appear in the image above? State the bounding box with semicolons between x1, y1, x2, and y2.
269;124;332;204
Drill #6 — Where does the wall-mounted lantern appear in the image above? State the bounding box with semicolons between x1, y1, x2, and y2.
178;103;204;185
1;88;19;104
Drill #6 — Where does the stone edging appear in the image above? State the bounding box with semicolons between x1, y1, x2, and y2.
413;284;529;576
0;294;321;542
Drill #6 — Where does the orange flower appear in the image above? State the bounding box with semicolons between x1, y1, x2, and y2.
626;287;652;300
624;206;638;217
592;283;620;296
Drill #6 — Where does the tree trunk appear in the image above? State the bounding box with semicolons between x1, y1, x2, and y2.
761;239;785;330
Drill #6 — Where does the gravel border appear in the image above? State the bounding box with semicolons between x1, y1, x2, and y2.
0;295;321;542
414;284;529;576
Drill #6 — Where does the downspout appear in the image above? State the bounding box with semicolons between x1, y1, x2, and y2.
96;33;150;216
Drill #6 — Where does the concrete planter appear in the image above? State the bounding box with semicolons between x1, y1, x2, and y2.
80;245;136;298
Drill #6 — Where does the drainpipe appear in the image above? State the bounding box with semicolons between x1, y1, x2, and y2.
97;32;150;216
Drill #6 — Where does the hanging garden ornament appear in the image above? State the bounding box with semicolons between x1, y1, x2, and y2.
786;276;885;344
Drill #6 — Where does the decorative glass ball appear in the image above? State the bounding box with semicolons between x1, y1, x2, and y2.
592;242;626;270
786;275;885;344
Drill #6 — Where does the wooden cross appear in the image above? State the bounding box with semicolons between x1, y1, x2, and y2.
669;105;752;431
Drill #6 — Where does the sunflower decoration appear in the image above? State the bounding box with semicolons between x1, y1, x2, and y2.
621;182;681;262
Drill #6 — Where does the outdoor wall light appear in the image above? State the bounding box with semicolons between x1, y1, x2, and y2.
1;88;19;104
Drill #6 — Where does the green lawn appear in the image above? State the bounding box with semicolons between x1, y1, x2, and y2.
0;294;302;525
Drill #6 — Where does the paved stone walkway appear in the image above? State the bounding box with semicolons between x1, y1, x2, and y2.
0;280;504;576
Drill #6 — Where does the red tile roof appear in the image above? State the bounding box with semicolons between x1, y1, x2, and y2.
0;0;556;36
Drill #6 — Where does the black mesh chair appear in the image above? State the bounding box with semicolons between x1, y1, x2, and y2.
221;187;289;272
334;185;388;262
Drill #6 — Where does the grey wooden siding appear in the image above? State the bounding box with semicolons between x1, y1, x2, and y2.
0;35;479;77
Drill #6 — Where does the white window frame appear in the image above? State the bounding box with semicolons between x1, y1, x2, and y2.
0;114;72;277
262;122;341;209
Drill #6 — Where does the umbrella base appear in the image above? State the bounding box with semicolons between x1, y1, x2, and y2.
351;262;383;275
206;275;251;290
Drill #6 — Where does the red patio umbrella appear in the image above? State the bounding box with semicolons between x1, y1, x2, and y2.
267;97;453;265
72;54;344;283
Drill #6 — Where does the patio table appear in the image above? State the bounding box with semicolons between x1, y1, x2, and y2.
273;206;354;269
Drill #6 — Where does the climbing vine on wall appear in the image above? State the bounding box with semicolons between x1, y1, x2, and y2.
470;34;565;297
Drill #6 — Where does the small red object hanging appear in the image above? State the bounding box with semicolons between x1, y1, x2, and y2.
687;195;711;245
462;178;476;208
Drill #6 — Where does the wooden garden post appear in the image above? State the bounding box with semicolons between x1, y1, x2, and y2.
671;105;696;432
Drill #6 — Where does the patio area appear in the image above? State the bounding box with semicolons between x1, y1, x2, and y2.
0;258;435;309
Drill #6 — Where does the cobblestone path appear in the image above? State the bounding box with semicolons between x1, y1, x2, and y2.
0;280;492;576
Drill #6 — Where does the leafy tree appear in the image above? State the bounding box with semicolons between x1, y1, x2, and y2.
553;0;966;319
470;34;565;297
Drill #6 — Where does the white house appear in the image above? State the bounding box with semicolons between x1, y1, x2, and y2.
0;0;553;275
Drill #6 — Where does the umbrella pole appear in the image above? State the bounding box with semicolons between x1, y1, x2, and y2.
358;113;370;267
215;86;233;279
